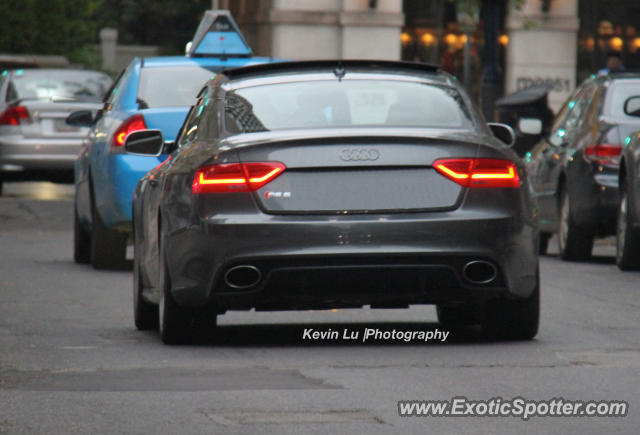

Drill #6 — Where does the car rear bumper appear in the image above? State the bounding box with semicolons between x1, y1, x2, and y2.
0;136;81;173
164;205;539;310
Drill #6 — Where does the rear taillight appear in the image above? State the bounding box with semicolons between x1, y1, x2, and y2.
111;114;147;147
0;106;31;126
433;158;520;188
192;162;285;194
584;144;622;165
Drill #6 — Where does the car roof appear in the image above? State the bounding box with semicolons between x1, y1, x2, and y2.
605;74;640;84
582;72;640;87
219;60;451;88
3;68;107;75
604;72;640;79
141;56;276;68
222;59;439;78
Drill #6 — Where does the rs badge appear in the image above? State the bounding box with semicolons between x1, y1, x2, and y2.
265;191;292;199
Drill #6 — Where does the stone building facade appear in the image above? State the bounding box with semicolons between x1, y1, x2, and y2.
99;1;640;113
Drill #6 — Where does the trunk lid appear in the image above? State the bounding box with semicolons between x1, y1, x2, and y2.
17;99;102;139
231;129;481;214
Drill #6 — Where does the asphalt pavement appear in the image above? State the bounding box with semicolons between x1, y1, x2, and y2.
0;182;638;434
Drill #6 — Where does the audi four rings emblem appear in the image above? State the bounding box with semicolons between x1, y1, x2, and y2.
340;148;380;161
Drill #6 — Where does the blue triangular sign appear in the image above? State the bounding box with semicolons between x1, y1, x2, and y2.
187;10;252;57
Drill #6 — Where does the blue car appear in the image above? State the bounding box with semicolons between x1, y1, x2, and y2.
73;10;278;269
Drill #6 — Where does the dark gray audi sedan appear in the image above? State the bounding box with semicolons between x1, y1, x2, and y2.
126;60;539;344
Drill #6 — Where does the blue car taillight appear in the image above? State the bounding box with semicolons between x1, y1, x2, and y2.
111;114;147;149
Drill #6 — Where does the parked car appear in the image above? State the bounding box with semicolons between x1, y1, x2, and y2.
126;60;539;344
527;73;640;260
71;10;278;269
616;95;640;270
0;68;112;194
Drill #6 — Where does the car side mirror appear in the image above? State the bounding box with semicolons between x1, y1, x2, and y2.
488;122;516;147
124;130;164;156
518;118;543;136
624;96;640;117
66;110;94;127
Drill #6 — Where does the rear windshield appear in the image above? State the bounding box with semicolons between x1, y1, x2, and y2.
225;79;474;134
138;66;222;108
8;70;112;102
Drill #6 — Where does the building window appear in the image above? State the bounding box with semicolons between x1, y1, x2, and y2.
578;0;640;82
402;0;507;103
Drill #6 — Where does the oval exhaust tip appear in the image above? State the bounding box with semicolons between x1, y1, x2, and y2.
462;260;497;285
224;265;262;289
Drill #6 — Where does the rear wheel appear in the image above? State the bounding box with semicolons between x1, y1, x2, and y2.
157;238;217;344
616;185;640;270
73;204;91;264
558;187;593;261
158;276;190;345
90;201;127;270
482;277;540;340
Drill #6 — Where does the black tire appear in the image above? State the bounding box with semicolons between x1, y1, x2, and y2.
616;185;640;270
0;177;3;196
538;231;552;255
157;239;217;344
159;294;189;344
482;276;540;340
90;202;127;270
191;306;218;344
73;204;91;264
133;244;159;330
557;187;593;261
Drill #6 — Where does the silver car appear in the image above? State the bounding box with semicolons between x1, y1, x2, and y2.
0;68;112;194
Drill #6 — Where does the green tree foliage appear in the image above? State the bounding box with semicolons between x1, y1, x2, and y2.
0;0;103;65
95;0;211;54
0;0;212;67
